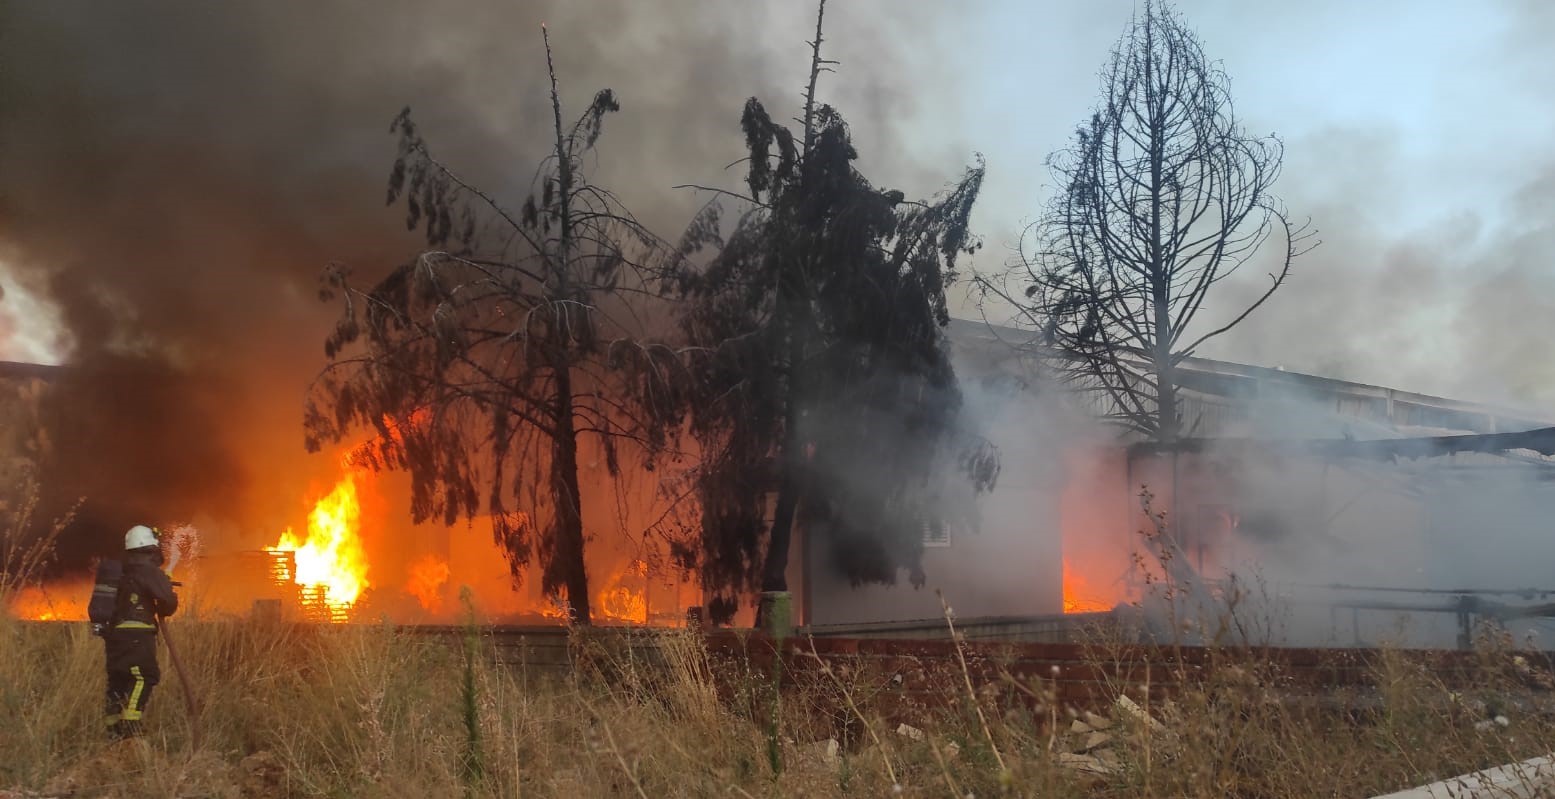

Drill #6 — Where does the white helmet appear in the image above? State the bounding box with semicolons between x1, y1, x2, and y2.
125;525;159;550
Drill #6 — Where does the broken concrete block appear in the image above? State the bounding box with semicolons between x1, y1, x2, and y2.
896;723;925;741
809;738;841;765
1057;751;1120;775
1083;710;1114;730
1069;719;1094;735
1079;731;1113;753
1115;694;1167;734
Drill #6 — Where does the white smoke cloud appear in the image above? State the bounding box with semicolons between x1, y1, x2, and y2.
0;263;64;364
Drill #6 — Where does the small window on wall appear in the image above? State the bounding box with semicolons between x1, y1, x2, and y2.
922;519;951;548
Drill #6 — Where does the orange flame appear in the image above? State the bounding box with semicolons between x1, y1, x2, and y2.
1062;557;1114;614
597;585;648;624
538;594;571;621
268;469;369;618
406;554;451;614
596;558;649;624
6;582;90;621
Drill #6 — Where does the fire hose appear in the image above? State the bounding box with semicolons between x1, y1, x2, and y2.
159;572;204;750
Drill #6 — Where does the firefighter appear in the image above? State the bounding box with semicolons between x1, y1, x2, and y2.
104;524;178;739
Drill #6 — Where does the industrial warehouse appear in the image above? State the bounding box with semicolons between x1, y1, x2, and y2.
10;320;1555;654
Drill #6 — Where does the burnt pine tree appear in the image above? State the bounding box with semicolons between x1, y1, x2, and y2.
673;0;997;623
305;29;684;625
980;0;1314;441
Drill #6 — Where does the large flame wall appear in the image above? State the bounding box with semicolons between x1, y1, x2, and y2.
6;440;700;626
252;450;700;625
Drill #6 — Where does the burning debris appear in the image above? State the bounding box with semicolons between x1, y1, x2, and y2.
597;562;650;626
265;467;369;620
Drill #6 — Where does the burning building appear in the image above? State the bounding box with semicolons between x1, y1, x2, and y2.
8;319;1555;649
0;356;695;627
795;320;1555;650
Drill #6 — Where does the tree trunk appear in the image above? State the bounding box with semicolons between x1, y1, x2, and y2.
542;33;590;625
1154;311;1178;442
761;470;799;593
758;0;829;599
1144;10;1178;445
551;359;592;625
757;347;805;601
760;333;806;594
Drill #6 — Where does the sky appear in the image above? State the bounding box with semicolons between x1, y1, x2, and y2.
948;0;1555;408
960;1;1549;234
2;0;1553;411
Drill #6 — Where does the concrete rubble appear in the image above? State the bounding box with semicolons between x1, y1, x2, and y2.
1368;755;1555;798
1053;694;1178;777
1056;751;1117;775
1114;694;1169;735
810;737;841;766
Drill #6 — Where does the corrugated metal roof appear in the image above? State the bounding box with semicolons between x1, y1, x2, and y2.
946;317;1555;438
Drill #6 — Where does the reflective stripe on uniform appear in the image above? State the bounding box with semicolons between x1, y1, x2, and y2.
121;666;145;721
114;620;156;631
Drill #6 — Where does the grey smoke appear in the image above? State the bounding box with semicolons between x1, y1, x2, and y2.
1207;128;1555;410
0;1;972;551
1158;0;1555;409
6;0;1555;621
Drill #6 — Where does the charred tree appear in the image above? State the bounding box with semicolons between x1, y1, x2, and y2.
305;29;683;625
980;0;1314;441
673;0;996;623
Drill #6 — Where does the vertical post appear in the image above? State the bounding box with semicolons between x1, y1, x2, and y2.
799;517;812;628
759;591;793;641
1125;449;1138;592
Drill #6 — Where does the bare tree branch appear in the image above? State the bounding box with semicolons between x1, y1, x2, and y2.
975;0;1315;441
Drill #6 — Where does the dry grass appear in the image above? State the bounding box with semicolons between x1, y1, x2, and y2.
4;485;1555;797
0;611;882;798
2;609;1554;798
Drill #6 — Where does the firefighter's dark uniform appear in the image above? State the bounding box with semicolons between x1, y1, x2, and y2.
104;548;177;738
